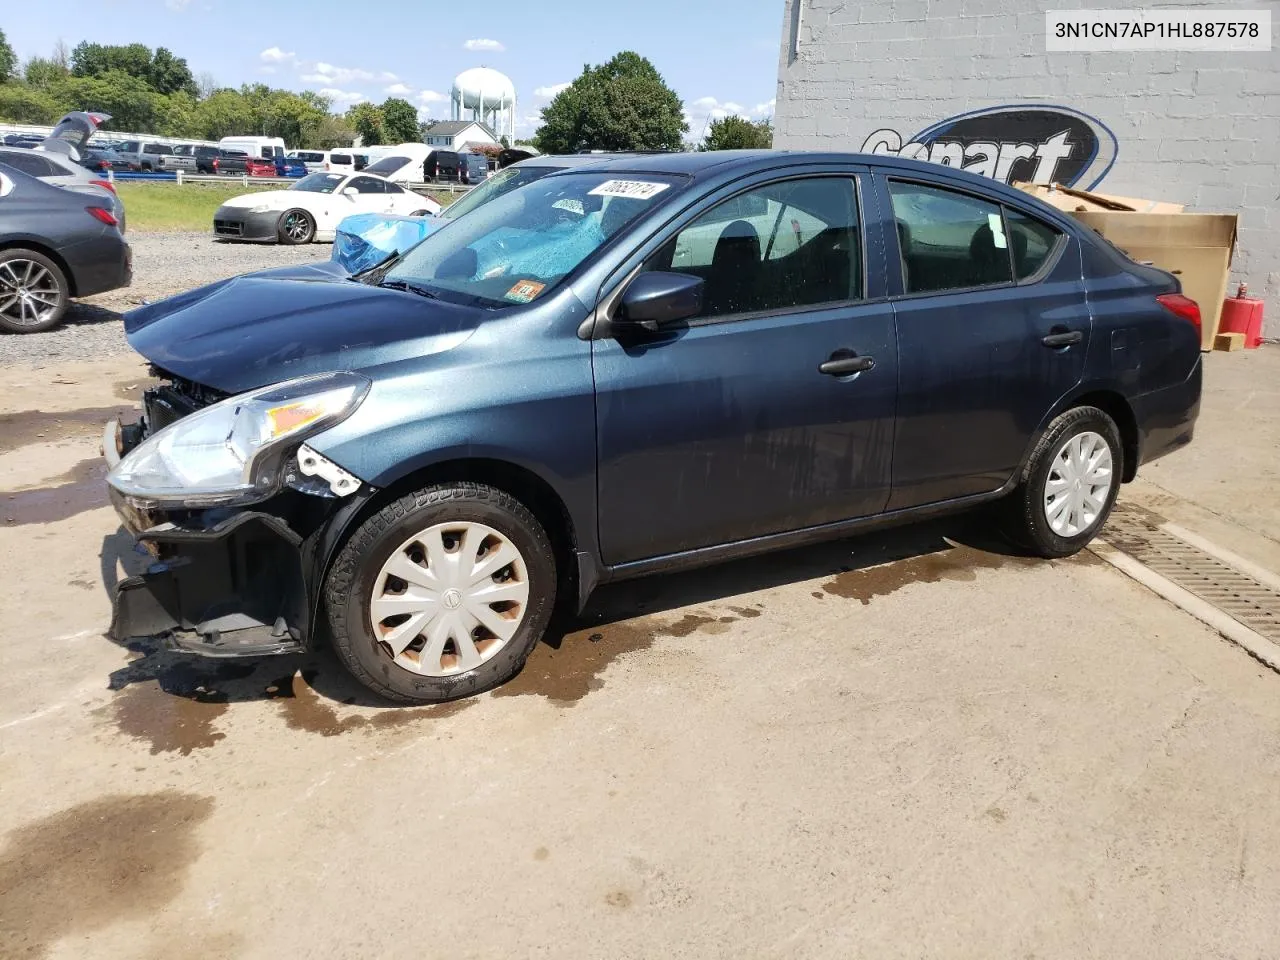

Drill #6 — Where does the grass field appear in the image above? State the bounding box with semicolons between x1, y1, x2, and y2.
116;182;458;233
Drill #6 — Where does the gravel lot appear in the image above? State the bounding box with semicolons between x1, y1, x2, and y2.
0;233;330;366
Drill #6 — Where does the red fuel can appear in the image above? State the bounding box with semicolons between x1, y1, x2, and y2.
1220;283;1265;348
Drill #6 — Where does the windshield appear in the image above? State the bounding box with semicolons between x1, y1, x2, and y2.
441;166;551;220
365;156;409;176
383;172;680;307
292;172;346;193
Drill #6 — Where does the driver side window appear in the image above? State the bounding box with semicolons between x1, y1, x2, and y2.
644;177;863;320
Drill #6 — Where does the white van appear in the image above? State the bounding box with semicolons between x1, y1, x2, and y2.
218;136;286;161
325;150;370;175
360;143;431;184
288;149;329;172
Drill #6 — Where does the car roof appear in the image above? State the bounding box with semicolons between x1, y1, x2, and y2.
569;149;1051;208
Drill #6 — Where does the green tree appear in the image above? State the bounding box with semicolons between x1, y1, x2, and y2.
147;47;197;98
194;88;253;139
52;70;158;131
347;102;384;146
0;85;62;123
701;115;772;151
263;91;330;147
154;90;201;137
311;113;356;150
534;51;686;153
380;97;419;143
0;28;16;82
70;41;152;81
23;56;70;90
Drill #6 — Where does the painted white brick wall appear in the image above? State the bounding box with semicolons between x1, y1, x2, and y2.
774;0;1280;333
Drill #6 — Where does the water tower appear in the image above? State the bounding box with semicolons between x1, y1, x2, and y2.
450;67;516;141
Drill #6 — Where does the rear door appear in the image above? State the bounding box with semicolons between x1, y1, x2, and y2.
880;174;1090;510
593;168;899;565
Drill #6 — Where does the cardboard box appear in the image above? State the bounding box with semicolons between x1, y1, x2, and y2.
1013;182;1185;214
1071;211;1237;350
1014;182;1237;351
1214;332;1245;351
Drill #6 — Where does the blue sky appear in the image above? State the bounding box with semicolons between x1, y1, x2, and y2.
3;0;784;139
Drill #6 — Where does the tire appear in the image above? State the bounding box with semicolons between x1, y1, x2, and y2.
410;209;431;217
277;209;316;245
1003;405;1122;558
0;249;70;334
325;482;558;703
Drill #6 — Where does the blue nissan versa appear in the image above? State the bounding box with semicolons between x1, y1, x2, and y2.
104;151;1202;703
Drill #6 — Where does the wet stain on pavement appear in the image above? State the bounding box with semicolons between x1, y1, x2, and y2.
2;458;109;526
533;846;550;861
729;605;763;619
821;545;1039;605
100;680;229;756
0;791;213;960
495;606;755;706
269;671;475;736
0;405;134;454
604;890;633;909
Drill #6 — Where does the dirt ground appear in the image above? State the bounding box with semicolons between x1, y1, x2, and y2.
2;347;1279;960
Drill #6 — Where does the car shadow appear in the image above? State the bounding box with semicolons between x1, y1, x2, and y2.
62;302;124;328
95;507;1033;712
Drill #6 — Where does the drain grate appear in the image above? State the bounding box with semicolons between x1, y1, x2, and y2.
1101;504;1280;643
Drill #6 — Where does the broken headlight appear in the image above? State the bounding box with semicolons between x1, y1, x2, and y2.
108;371;370;508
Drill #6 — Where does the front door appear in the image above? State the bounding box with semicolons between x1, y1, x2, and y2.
593;173;899;566
881;176;1091;510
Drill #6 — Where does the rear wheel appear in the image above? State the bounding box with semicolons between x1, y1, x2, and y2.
325;483;557;703
1003;406;1122;558
277;209;315;245
0;249;70;334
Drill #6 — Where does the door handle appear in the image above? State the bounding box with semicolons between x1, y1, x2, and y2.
819;352;875;376
1042;329;1083;348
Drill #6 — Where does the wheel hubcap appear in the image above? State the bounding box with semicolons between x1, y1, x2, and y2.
0;259;59;327
368;521;529;677
1043;430;1114;537
285;214;309;240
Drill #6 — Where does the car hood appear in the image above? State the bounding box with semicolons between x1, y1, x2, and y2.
124;266;485;394
220;190;317;211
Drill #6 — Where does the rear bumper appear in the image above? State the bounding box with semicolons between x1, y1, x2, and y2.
65;234;132;297
1135;353;1202;468
213;207;280;242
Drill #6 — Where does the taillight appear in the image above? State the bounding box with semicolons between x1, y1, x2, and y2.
213;158;219;171
90;179;116;194
1156;293;1202;339
87;206;118;226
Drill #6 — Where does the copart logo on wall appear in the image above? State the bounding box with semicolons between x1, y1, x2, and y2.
862;104;1118;190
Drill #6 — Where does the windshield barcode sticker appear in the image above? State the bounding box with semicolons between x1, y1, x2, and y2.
588;180;670;199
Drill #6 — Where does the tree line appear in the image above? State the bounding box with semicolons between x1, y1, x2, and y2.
0;30;772;152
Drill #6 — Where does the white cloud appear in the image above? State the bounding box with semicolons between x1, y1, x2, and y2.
166;0;193;9
417;89;448;104
319;87;365;105
259;46;295;64
723;102;744;113
685;96;762;142
692;96;718;109
464;38;505;52
752;98;776;117
533;82;570;98
384;82;412;95
302;62;397;85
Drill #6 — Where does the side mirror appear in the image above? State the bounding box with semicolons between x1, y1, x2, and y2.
343;187;358;198
616;272;704;330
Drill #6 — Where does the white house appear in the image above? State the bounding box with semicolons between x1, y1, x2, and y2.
421;120;501;152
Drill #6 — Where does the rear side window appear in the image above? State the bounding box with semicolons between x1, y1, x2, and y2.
1;152;59;177
349;176;386;194
1005;207;1062;281
144;144;172;155
330;153;351;165
888;180;1013;294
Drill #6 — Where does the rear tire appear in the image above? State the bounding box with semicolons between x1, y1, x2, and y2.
0;249;70;334
277;209;316;245
1002;405;1122;558
325;482;557;703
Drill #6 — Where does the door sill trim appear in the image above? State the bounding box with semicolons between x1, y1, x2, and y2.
603;479;1018;582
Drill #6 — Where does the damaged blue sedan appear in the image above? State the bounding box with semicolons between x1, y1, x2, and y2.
105;151;1202;703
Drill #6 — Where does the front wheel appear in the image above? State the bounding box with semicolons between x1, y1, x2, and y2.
0;249;70;333
325;483;557;703
1003;405;1122;558
277;209;315;245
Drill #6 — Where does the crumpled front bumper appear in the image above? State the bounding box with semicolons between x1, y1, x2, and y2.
103;420;371;658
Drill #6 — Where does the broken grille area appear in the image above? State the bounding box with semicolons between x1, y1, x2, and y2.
1103;504;1280;643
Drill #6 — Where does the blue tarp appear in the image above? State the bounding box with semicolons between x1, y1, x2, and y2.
332;213;444;274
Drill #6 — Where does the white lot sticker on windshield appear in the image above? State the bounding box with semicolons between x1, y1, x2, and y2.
588;180;670;200
988;212;1008;249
